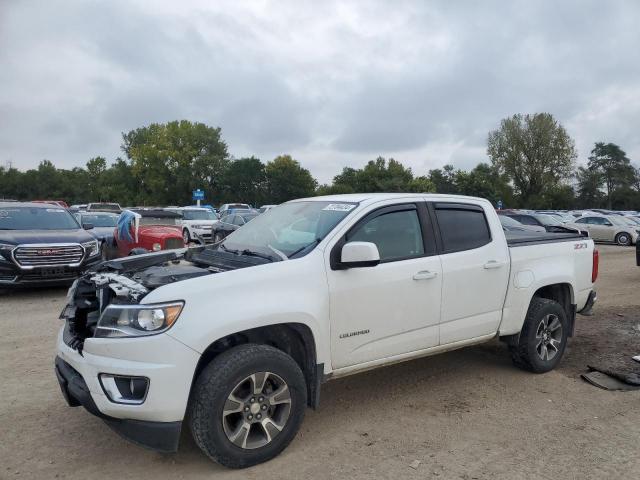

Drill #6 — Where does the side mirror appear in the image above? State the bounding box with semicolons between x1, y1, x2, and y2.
82;223;94;230
604;222;612;226
340;242;380;268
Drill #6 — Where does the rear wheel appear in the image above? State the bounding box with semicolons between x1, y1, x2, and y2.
189;344;306;468
510;297;568;373
616;233;632;246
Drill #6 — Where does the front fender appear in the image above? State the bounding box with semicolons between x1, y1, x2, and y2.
143;250;331;368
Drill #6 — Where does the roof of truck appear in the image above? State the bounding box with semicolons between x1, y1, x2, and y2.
293;193;490;205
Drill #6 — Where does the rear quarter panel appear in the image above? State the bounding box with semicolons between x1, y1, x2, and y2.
499;239;594;335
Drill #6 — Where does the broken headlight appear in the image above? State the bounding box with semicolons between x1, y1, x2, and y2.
94;302;184;338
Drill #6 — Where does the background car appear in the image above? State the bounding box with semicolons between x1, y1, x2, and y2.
168;207;219;244
498;212;582;234
569;215;639;245
74;211;119;260
0;202;100;286
258;204;277;213
218;203;251;215
113;209;185;256
212;211;259;242
86;202;122;213
499;215;546;232
31;200;70;208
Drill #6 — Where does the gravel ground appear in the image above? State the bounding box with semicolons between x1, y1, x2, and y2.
1;244;639;479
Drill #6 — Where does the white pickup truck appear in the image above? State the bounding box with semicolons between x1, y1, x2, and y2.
56;194;598;468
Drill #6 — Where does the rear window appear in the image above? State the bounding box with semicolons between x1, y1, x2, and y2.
435;205;491;253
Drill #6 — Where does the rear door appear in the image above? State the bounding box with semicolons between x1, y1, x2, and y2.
432;202;510;344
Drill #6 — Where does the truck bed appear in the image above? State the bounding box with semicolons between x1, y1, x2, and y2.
505;230;586;247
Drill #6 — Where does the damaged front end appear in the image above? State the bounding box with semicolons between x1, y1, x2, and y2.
59;246;273;353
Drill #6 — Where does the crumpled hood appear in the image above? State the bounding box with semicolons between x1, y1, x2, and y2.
0;229;95;246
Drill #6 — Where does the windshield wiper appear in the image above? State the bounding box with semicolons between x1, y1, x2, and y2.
219;244;279;262
240;249;280;262
287;238;321;259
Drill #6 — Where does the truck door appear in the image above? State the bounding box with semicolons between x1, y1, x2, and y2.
432;202;510;345
326;202;442;370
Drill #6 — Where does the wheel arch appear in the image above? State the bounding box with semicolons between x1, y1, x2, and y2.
189;322;322;409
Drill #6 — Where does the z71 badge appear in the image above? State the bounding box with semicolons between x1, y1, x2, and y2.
574;242;588;250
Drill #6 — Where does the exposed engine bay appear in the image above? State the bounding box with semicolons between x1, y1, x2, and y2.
60;245;272;352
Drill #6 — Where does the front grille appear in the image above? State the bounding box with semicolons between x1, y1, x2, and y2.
13;245;84;267
164;238;184;250
21;271;78;280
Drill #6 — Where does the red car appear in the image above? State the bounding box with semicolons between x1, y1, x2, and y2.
32;200;70;208
113;209;185;257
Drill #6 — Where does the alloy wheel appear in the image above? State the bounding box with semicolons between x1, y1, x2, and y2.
535;314;563;361
222;372;292;450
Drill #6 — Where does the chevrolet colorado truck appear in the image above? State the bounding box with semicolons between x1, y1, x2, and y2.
55;194;598;468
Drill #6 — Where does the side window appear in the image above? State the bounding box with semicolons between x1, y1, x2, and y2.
234;216;246;226
436;206;491;253
575;218;588;224
347;209;424;262
222;214;234;224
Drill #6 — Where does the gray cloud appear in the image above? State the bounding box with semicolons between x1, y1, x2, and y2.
1;0;639;183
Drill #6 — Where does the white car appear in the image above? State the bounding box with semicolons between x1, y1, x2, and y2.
219;203;251;215
259;204;278;213
169;207;219;244
56;194;597;468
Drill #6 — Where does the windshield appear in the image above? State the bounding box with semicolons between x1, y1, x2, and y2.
183;209;216;220
79;214;117;227
0;207;80;230
220;201;357;258
499;215;522;227
534;214;561;226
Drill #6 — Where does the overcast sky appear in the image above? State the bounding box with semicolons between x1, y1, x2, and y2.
1;0;639;183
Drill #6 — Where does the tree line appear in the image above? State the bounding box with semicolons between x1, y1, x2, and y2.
1;115;639;210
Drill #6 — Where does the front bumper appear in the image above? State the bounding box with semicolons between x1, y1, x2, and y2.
55;325;200;451
0;256;101;286
55;356;182;452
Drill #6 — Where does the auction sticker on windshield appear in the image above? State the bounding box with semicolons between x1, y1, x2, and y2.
323;204;356;212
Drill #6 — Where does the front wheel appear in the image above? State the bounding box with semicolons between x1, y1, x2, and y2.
189;344;307;468
183;229;191;244
616;233;632;246
510;297;568;373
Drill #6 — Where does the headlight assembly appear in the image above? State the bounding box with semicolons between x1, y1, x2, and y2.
82;240;99;257
94;302;184;338
152;242;162;251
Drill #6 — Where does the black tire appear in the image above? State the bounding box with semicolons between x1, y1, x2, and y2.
509;297;569;373
213;232;222;243
183;229;191;244
189;344;307;469
616;233;632;246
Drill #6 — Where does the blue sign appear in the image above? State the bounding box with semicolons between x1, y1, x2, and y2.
192;189;205;201
497;200;503;210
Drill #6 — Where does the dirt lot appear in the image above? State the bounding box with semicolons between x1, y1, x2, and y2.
1;245;639;479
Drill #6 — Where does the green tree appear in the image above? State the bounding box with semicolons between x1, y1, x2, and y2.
587;142;634;209
428;164;458;194
264;155;317;203
487;113;577;207
575;166;605;208
122;120;229;205
454;163;514;206
222;157;266;206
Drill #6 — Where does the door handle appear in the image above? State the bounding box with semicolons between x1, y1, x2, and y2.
413;270;438;280
484;260;503;270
